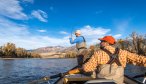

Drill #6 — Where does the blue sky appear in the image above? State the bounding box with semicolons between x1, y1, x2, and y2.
0;0;146;49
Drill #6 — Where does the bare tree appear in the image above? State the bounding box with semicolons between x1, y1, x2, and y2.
117;32;146;56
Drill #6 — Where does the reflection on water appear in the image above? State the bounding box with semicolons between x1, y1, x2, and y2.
0;58;145;84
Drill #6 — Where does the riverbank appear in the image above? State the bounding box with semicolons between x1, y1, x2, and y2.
0;58;39;59
0;56;70;59
0;57;61;59
0;53;64;59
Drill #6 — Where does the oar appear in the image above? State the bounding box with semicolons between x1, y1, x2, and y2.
29;47;94;84
28;76;49;84
29;64;79;84
29;73;67;84
53;65;79;84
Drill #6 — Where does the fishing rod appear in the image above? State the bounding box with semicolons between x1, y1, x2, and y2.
70;27;75;40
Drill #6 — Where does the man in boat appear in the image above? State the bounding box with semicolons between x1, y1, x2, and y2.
69;30;87;67
68;36;146;84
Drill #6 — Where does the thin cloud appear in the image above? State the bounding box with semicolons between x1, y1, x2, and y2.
37;29;47;33
113;19;131;33
117;21;129;32
31;10;48;22
0;0;28;20
0;17;29;36
60;31;68;35
114;34;122;39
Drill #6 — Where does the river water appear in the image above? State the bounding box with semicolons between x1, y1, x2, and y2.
0;58;145;84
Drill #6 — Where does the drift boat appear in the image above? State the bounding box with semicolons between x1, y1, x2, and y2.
55;74;143;84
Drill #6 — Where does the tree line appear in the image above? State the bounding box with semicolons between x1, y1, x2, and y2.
0;43;40;58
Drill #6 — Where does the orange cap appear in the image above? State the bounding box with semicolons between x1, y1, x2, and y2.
99;36;116;45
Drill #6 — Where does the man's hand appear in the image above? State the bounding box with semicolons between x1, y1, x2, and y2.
69;36;74;41
68;68;80;74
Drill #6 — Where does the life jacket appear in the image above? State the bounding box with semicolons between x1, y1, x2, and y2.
96;47;124;84
76;36;86;50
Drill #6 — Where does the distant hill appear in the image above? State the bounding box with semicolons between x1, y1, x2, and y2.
31;46;76;53
29;46;76;58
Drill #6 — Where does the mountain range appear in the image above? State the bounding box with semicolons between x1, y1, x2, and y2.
32;46;76;53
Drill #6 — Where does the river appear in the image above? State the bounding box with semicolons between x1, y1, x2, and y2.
0;58;145;84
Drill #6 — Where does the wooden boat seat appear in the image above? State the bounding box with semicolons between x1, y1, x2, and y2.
63;74;95;84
